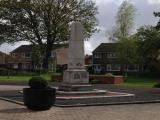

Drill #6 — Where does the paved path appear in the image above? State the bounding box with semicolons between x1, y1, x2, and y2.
1;85;160;106
0;85;27;91
0;99;160;120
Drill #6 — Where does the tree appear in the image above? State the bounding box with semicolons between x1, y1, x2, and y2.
116;36;139;75
154;12;160;29
135;12;160;75
31;45;45;74
136;26;160;75
108;0;136;41
107;0;137;76
0;0;98;70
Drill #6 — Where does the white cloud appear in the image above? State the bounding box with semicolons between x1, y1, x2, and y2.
94;0;124;6
85;41;93;55
148;0;160;4
1;0;160;55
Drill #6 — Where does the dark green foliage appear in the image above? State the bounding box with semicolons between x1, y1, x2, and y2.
154;83;160;88
0;70;37;76
29;76;48;89
136;26;160;75
154;12;160;30
89;79;99;84
0;0;98;69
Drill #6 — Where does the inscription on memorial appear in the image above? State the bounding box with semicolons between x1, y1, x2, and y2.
76;63;82;66
74;73;80;79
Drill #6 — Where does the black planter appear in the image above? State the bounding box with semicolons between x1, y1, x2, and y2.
23;88;56;110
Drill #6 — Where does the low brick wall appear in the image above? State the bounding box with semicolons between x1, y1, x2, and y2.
51;75;63;82
51;75;123;84
90;75;123;84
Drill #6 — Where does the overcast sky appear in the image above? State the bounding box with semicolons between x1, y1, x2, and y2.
0;0;160;54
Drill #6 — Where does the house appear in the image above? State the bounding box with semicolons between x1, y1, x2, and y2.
7;45;68;71
92;43;140;74
85;55;92;66
7;45;33;70
0;51;7;69
84;55;93;73
50;47;68;72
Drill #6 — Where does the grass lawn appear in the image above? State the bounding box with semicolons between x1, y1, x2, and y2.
0;74;158;89
0;74;52;82
121;77;158;88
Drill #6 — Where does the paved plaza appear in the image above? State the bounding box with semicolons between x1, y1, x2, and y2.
0;85;160;120
0;99;160;120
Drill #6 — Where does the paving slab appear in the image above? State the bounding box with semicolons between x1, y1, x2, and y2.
0;85;28;91
0;84;160;106
0;99;160;120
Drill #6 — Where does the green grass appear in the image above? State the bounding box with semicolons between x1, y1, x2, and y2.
0;74;52;82
121;77;157;88
0;76;31;81
0;74;158;88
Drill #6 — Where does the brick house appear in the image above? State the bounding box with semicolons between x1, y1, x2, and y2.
7;45;33;70
0;51;8;69
92;43;140;74
7;45;68;71
85;55;92;66
50;47;68;72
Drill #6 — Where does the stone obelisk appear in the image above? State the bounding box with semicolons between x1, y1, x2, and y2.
63;21;89;84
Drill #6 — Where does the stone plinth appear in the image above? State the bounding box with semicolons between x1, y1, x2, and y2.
63;69;89;84
58;84;92;91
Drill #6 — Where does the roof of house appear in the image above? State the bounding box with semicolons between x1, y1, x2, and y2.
11;45;33;53
93;43;118;53
11;44;68;53
0;51;5;55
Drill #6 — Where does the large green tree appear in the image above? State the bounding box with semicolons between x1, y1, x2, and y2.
116;36;139;74
108;0;136;41
108;0;137;75
136;26;160;74
0;0;98;69
135;12;160;75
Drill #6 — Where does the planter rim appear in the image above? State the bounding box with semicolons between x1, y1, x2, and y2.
23;87;56;91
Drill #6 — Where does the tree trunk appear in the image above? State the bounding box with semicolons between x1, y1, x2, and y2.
43;43;53;71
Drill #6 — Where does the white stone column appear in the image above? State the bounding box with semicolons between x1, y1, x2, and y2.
68;22;85;69
63;21;89;84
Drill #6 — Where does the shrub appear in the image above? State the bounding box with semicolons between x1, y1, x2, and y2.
105;73;114;77
89;79;99;84
29;76;48;89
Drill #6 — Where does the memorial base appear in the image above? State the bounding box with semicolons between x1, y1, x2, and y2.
58;84;92;91
63;69;89;84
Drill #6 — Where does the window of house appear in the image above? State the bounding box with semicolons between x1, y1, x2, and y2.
107;64;120;71
94;65;102;71
13;64;18;69
50;51;56;58
94;53;101;58
12;53;15;57
127;64;139;71
25;53;31;58
107;52;117;58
